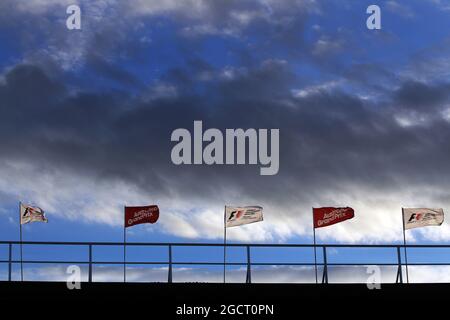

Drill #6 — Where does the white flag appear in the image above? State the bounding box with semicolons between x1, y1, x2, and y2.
20;203;48;225
403;208;444;230
225;206;263;228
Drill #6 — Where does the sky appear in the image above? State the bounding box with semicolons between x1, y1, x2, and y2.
1;0;450;283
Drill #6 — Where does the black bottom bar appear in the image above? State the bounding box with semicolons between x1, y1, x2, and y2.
1;282;449;318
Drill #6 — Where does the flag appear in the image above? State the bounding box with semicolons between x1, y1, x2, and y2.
20;203;48;225
225;206;263;228
313;207;354;228
403;208;444;230
125;205;159;228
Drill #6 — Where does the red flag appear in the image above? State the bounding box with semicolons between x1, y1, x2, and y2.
125;205;159;228
313;207;354;228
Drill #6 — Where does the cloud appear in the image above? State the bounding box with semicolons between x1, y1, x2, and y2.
428;0;450;12
394;81;450;111
9;264;450;283
0;0;319;75
312;36;345;57
1;0;450;245
292;80;341;98
1;59;450;243
5;0;78;14
386;1;415;18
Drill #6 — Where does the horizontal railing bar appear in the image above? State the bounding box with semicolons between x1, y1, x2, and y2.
0;260;312;265
1;241;450;248
1;260;450;266
1;260;93;264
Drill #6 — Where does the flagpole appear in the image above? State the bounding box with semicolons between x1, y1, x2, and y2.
124;206;127;283
223;206;227;284
402;208;409;284
312;208;318;284
19;202;23;282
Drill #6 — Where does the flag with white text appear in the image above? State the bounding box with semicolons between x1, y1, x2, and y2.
125;205;159;228
313;207;354;228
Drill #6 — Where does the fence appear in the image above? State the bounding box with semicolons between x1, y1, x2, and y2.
1;241;449;283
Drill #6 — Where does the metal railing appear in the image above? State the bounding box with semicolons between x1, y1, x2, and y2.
1;241;449;283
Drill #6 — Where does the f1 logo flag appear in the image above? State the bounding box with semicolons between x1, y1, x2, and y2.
125;205;159;228
313;207;354;228
225;206;263;228
403;208;444;230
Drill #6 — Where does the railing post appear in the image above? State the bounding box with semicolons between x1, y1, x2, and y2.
246;246;252;284
322;246;328;284
8;243;12;282
88;244;93;283
396;246;403;284
168;245;173;283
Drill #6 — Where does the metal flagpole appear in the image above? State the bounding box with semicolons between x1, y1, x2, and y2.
402;208;409;284
312;208;318;284
124;206;127;283
19;202;23;282
223;206;227;284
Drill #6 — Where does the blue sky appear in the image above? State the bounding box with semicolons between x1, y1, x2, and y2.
1;0;450;282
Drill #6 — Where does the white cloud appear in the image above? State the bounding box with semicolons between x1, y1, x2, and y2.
143;83;178;101
180;24;238;38
2;155;450;244
394;112;431;128
9;264;450;283
386;1;415;18
127;0;319;19
428;0;450;12
11;0;79;14
292;80;341;98
312;36;344;56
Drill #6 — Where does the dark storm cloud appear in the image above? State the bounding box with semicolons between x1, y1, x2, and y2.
343;63;399;91
85;53;143;88
2;59;450;211
394;81;450;111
